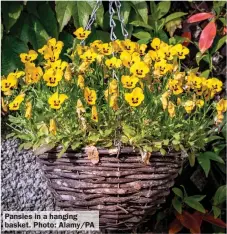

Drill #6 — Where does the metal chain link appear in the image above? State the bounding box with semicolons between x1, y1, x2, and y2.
80;0;102;45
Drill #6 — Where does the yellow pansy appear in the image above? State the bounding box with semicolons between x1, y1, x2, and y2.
125;87;144;107
105;57;122;69
196;99;204;108
168;79;183;95
84;87;97;105
9;94;25;111
104;79;118;100
73;27;91;40
122;39;136;54
143;53;152;65
76;99;86;118
25;63;43;84
136;44;147;56
216;99;227;114
120;51;140;68
43;69;62;87
168;101;175;118
172;44;189;59
109;93;119;110
154;60;170;76
160;91;171;110
77;75;85;89
160;45;176;60
91;106;98;122
64;65;72;81
50;60;68;73
25;101;32;119
177;97;181;106
78;62;89;74
215;113;224;125
1;76;17;92
184;100;195;114
47;38;64;55
148;50;165;63
121;75;139;89
206;78;223;97
111;39;124;53
173;72;185;84
90;40;102;51
75;44;88;56
49;119;57;135
151;38;166;50
80;50;97;63
48;92;68;109
130;61;149;78
20;50;38;63
99;43;113;55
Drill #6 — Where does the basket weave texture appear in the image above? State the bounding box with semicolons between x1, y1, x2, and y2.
38;147;182;231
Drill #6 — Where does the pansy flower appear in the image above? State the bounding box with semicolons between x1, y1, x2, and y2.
196;99;205;108
184;100;195;114
84;87;97;105
206;78;223;97
1;75;17;92
73;27;91;40
91;106;98;122
151;38;167;50
105;57;122;69
172;44;189;59
49;119;57;135
148;50;165;63
168;101;175;118
25;63;43;84
160;45;176;60
168;79;183;95
9;94;25;111
125;87;145;107
99;43;113;55
160;91;171;110
121;75;139;89
122;39;137;54
25;101;32;119
130;61;149;78
120;51;140;68
80;50;97;63
48;92;68;109
43;69;62;87
136;44;147;56
20;50;38;63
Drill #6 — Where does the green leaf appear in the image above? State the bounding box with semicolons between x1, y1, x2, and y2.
133;31;151;40
204;135;223;143
137;38;151;45
172;197;182;214
200;70;210;78
57;147;67;158
158;30;169;43
34;143;56;155
165;12;187;24
219;17;226;25
211;36;227;54
59;31;74;61
196;51;210;66
188;152;196;167
130;20;153;30
187;195;206;202
184;197;206;213
122;124;136;138
121;2;131;24
160;148;166;156
213;185;227;206
28;15;50;50
55;1;73;32
213;1;226;15
212;206;221;218
1;35;28;75
157;1;171;19
172;188;184;198
37;2;59;39
6;132;16;139
71;142;82;150
87;29;110;43
130;1;148;23
23;142;33;150
2;1;23;32
198;155;210;177
203;151;225;164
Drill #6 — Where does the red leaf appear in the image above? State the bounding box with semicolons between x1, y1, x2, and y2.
169;218;183;234
187;13;215;23
199;21;217;53
176;211;201;234
223;27;227;36
202;214;227;228
182;31;192;46
192;211;204;227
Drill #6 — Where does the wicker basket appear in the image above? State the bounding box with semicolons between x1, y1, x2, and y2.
38;147;182;231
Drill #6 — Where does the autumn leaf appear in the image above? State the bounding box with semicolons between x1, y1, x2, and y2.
202;214;227;228
85;146;99;164
176;211;201;234
199;21;217;53
187;12;215;23
182;31;191;46
169;218;183;234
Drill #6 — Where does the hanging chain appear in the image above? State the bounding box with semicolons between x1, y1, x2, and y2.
80;0;102;45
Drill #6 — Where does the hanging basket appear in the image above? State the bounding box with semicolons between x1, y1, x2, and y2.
38;147;182;231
